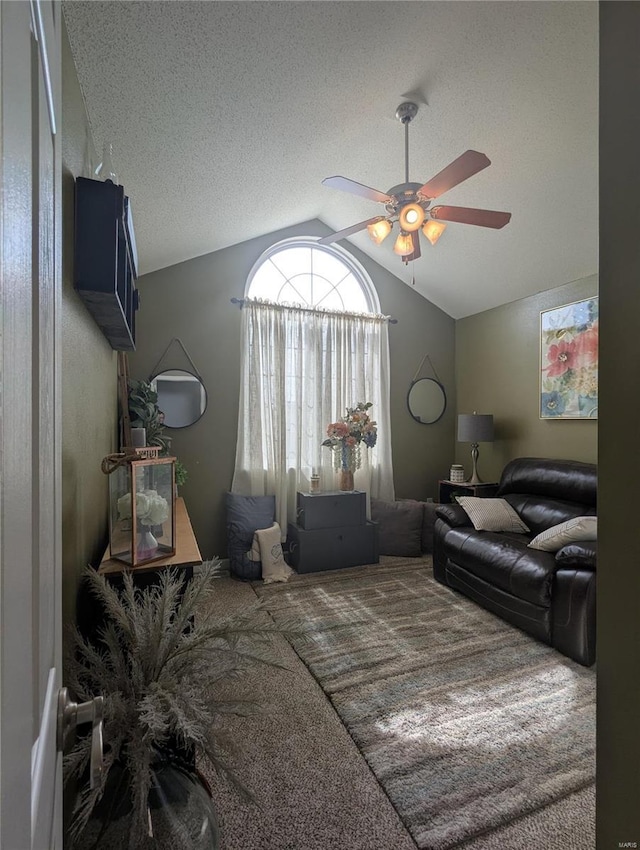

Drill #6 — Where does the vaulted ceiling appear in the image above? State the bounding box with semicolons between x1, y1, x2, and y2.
63;1;598;319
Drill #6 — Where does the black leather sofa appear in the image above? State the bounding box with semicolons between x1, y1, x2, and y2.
433;457;596;666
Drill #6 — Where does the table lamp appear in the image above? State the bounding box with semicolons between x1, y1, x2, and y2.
457;412;494;485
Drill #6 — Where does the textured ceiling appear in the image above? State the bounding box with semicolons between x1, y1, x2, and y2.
63;1;598;319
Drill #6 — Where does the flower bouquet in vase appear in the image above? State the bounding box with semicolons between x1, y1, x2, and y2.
322;402;377;491
117;489;170;560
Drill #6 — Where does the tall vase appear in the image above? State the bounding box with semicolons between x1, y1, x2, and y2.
339;444;356;491
339;469;354;491
76;757;219;849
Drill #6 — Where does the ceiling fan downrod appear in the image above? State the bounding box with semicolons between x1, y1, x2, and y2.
395;101;419;186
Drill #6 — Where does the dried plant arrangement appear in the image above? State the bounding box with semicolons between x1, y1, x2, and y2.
64;560;304;848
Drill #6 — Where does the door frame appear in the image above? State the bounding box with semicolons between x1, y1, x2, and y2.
0;1;63;846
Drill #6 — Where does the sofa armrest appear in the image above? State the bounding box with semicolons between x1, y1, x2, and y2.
552;566;596;666
555;541;597;571
435;504;470;528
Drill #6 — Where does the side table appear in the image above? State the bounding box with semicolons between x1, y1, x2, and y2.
438;480;499;504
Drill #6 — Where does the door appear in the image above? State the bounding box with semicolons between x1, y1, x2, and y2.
0;1;63;847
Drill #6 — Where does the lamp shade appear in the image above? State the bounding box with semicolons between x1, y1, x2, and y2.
422;219;447;246
367;218;392;245
457;413;494;443
393;232;414;256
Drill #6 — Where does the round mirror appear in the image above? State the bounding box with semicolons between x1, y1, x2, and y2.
407;378;446;424
151;369;207;429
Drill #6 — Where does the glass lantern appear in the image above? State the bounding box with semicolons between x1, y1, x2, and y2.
109;456;176;567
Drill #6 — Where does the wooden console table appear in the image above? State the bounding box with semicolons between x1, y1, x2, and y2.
99;496;202;577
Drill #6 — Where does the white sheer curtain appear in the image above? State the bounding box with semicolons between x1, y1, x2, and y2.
232;299;395;536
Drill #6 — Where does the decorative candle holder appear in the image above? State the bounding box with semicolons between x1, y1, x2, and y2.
449;464;465;483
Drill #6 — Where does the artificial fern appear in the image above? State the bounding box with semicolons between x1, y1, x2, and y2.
65;560;305;847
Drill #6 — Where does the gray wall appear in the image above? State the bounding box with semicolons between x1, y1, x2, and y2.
454;275;598;484
598;2;640;840
61;21;118;631
129;221;455;559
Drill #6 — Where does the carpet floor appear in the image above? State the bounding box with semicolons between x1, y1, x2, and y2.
200;557;595;850
254;558;596;849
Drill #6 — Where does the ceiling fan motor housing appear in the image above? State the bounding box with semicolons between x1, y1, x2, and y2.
386;182;426;208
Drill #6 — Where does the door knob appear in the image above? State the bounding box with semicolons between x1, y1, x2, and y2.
57;687;104;789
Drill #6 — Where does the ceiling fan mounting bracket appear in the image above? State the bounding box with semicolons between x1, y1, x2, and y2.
395;101;419;124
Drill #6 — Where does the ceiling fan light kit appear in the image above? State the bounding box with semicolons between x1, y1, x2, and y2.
320;101;511;264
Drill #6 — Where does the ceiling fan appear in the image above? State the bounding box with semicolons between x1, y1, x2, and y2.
319;102;511;263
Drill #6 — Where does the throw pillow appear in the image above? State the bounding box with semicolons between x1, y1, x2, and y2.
457;497;530;534
370;499;423;557
226;493;275;580
253;522;293;584
528;516;597;552
399;498;437;553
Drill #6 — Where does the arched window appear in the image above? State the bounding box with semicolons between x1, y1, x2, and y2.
233;238;394;537
246;238;379;314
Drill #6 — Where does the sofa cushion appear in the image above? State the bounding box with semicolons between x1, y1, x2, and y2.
371;498;423;556
457;497;530;534
503;494;596;537
528;516;597;552
498;457;597;506
440;526;556;606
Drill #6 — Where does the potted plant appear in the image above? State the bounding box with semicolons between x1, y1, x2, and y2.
127;379;189;488
65;561;293;849
127;379;171;455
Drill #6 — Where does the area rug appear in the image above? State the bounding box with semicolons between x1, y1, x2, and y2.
253;557;596;850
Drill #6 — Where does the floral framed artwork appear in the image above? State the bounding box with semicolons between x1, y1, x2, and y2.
540;296;598;419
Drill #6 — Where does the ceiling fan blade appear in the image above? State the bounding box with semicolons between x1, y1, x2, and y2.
317;216;383;245
430;205;512;229
418;151;491;200
404;230;421;261
322;175;393;204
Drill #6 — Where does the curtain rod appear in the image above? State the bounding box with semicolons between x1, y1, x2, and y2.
230;298;398;324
